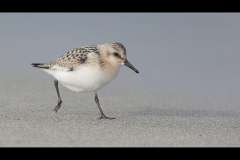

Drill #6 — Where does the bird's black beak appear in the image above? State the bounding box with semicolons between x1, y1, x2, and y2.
124;59;139;73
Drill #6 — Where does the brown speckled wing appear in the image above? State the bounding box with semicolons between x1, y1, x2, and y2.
40;45;99;70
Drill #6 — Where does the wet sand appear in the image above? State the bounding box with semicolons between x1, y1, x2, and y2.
0;76;240;147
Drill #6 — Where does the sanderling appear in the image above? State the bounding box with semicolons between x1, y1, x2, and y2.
31;42;139;119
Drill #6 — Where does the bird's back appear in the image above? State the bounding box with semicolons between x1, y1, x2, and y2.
32;45;99;71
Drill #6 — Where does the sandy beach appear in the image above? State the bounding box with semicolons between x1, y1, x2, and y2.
0;75;239;147
1;13;240;147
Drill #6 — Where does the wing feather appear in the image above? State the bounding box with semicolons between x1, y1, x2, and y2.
32;45;99;71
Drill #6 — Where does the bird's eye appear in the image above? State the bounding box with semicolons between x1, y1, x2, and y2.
114;52;119;57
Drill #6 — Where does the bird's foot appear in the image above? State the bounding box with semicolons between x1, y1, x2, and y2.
53;101;62;113
99;114;116;120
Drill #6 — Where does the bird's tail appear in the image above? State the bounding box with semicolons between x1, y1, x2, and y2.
31;63;49;69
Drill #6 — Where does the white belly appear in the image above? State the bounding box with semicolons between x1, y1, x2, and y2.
43;66;119;92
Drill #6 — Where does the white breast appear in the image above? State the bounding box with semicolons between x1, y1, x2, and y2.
43;65;119;92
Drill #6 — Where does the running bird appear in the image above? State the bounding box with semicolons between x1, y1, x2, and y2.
31;42;139;119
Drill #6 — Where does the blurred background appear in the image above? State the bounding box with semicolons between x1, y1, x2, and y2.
1;13;240;95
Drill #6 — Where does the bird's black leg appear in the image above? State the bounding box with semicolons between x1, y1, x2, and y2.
53;79;62;113
94;93;115;119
